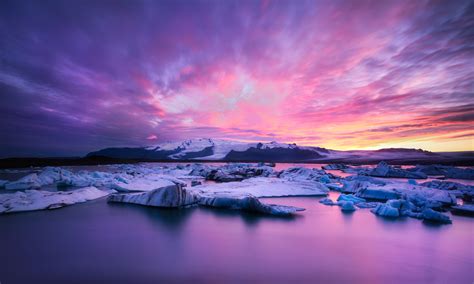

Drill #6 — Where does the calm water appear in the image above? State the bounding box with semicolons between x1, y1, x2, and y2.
0;193;473;284
1;163;473;283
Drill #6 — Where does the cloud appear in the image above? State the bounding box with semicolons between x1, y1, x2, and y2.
0;0;472;156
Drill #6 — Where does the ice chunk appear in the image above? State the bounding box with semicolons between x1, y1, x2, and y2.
191;177;329;198
0;187;109;214
0;179;8;188
360;161;427;179
279;167;336;184
371;203;399;217
341;176;386;194
5;173;41;190
340;201;356;212
197;191;305;216
411;165;474;180
337;194;366;204
319;198;337;206
355;202;379;209
195;163;275;182
108;184;200;207
356;188;402;201
386;199;415;215
421;208;452;224
322;164;349;170
109;183;305;216
420;180;473;191
113;178;176;192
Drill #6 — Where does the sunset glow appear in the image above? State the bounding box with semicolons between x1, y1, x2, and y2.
0;0;473;156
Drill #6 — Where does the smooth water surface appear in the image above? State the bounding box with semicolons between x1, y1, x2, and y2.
0;193;472;283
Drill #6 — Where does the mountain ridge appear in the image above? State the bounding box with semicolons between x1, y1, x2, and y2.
85;138;461;164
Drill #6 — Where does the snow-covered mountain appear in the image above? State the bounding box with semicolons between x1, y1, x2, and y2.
84;138;468;164
87;138;328;161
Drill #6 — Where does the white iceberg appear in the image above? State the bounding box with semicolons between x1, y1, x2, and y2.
278;167;335;184
108;184;200;207
356;188;402;201
5;173;41;190
371;203;400;217
108;183;305;216
191;177;329;198
337;194;366;204
0;187;110;214
111;173;187;193
197;191;305;216
359;161;427;179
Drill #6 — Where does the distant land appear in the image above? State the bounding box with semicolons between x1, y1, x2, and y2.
1;138;472;168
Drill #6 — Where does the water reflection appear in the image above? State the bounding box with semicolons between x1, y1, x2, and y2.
0;197;472;283
107;202;196;230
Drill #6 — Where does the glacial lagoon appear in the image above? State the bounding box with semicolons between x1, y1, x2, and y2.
0;163;473;283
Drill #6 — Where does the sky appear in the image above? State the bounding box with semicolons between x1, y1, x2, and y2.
0;0;473;157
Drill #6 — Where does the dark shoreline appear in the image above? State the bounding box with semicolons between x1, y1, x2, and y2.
0;155;473;169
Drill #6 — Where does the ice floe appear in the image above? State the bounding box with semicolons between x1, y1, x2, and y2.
371;203;400;217
409;165;474;180
197;191;305;216
322;164;349;170
0;187;110;214
359;161;427;179
108;184;200;207
5;173;41;190
191;177;329;198
108;182;304;216
339;201;357;212
421;208;452;224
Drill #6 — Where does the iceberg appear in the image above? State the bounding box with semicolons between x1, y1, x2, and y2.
278;167;336;184
197;191;305;216
419;180;473;191
108;184;200;207
419;180;474;200
356;188;402;201
451;204;474;217
355;202;379;209
319;198;337;206
191;177;329;198
421;208;452;224
113;178;177;192
371;203;400;217
111;173;188;193
359;161;427;179
322;164;349;170
0;187;110;214
410;165;474;180
108;182;305;216
5;173;41;190
339;201;357;212
0;179;9;188
337;194;366;204
189;163;275;182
